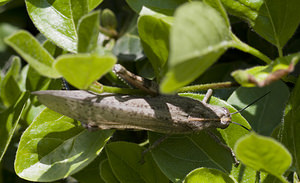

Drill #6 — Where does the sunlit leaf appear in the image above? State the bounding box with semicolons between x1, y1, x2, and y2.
232;53;300;87
235;132;291;183
5;30;61;78
15;108;113;182
184;168;235;183
160;1;233;93
54;54;116;89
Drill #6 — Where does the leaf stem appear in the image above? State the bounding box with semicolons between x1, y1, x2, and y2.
177;81;239;93
277;47;283;58
231;34;273;64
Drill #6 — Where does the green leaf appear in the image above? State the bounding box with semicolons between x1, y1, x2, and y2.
234;132;291;183
25;0;88;52
77;11;100;53
100;159;119;183
220;0;264;23
88;0;103;12
112;33;144;61
126;0;187;15
0;0;10;6
228;81;289;136
54;54;116;89
150;93;250;182
204;0;230;27
5;30;61;78
138;13;172;79
15;108;113;182
106;142;168;183
253;0;300;52
25;66;52;92
280;76;300;176
184;168;235;183
0;92;28;162
0;23;19;53
101;9;118;30
42;39;63;58
160;1;233;93
73;153;106;183
70;0;88;27
0;56;22;107
232;53;300;87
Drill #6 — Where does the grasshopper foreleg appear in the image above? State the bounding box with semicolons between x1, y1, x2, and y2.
140;135;170;164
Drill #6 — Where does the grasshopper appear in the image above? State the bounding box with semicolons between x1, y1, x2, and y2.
33;64;255;166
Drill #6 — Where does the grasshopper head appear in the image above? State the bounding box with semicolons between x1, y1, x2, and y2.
219;107;231;129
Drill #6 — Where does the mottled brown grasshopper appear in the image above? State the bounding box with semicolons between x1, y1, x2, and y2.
33;64;255;166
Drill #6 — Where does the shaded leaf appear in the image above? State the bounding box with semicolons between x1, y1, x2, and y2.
232;53;300;87
126;0;187;15
160;1;233;93
101;9;117;30
15;108;113;182
227;81;289;136
73;153;106;183
5;30;61;78
100;159;119;183
138;13;172;79
184;167;235;183
106;142;168;183
0;92;29;161
77;11;100;53
280;76;300;176
234;132;291;183
0;56;22;107
150;93;250;182
54;54;116;89
253;0;300;50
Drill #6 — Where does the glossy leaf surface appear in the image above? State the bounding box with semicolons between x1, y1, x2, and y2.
15;108;113;182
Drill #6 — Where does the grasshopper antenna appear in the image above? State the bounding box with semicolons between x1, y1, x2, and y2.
230;91;271;131
231;122;250;131
230;91;271;115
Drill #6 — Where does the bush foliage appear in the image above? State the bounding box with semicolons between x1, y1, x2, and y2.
0;0;300;182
